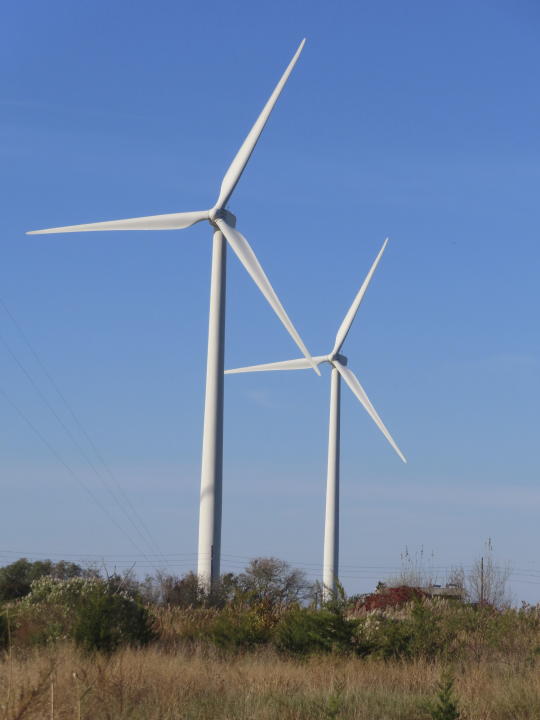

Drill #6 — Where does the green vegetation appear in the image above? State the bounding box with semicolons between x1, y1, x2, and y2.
1;555;540;718
2;555;540;663
0;557;87;601
73;584;156;653
275;607;355;655
428;674;461;720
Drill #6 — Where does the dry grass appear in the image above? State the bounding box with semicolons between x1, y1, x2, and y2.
1;643;540;719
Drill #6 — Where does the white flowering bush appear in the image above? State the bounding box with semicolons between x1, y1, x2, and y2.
11;577;98;644
12;577;107;642
12;576;156;650
20;576;107;610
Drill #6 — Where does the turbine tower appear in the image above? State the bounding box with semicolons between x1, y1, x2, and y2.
226;239;406;599
27;40;318;591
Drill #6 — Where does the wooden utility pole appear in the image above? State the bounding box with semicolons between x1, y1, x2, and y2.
480;556;484;606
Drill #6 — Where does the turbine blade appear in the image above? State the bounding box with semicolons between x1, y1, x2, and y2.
334;360;406;463
332;238;388;355
226;356;327;374
214;39;306;209
27;210;209;235
216;218;320;376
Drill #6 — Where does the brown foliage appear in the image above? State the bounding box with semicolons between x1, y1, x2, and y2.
355;585;428;611
1;643;540;719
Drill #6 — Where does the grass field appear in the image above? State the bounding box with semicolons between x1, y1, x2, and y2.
2;642;540;719
2;563;540;718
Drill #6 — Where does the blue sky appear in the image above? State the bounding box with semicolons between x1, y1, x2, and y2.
1;0;539;600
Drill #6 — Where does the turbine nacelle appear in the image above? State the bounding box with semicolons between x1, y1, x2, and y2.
25;38;316;591
226;238;408;600
24;41;320;375
209;208;236;228
226;238;406;464
328;352;347;366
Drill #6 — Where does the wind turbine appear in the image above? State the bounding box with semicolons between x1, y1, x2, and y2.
225;239;406;598
26;39;319;591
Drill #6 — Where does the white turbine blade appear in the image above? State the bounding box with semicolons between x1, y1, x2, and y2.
214;39;305;209
226;356;327;374
27;210;209;235
332;238;388;355
334;360;406;463
216;218;320;376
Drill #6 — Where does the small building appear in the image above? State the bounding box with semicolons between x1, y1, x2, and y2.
423;583;464;601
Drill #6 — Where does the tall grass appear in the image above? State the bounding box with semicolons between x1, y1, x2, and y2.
2;643;540;719
3;577;540;718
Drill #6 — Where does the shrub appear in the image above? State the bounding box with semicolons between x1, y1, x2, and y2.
354;615;413;659
0;558;86;602
73;586;156;653
12;576;156;651
357;585;427;612
154;571;241;609
208;609;271;650
428;674;461;719
12;602;73;645
354;601;454;660
236;558;313;610
13;576;105;645
21;575;104;609
274;608;354;656
407;601;447;658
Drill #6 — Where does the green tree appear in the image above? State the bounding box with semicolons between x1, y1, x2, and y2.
73;585;156;653
237;557;312;609
0;558;85;601
429;674;461;720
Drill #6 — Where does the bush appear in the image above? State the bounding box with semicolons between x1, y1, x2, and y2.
208;609;271;650
11;576;156;652
235;558;313;610
21;575;104;609
0;558;85;602
428;674;461;719
12;602;73;645
357;585;427;611
354;615;412;659
74;587;156;653
354;601;452;660
157;571;238;609
407;601;447;658
13;576;106;645
274;608;354;656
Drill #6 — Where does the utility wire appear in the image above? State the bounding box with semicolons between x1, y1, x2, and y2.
1;547;534;573
0;297;168;568
0;384;161;572
1;547;539;585
0;333;162;569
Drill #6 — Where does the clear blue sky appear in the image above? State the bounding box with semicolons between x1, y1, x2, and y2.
1;0;539;601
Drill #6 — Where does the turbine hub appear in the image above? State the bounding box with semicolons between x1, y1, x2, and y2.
329;352;347;366
209;207;237;228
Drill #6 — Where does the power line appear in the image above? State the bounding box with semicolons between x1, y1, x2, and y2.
0;385;163;572
1;547;540;585
0;297;168;568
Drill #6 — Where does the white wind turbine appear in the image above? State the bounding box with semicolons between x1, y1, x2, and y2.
226;239;406;598
27;40;319;590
